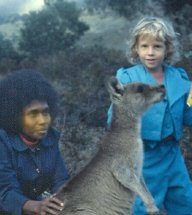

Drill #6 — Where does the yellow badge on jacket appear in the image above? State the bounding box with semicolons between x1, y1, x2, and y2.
187;86;192;107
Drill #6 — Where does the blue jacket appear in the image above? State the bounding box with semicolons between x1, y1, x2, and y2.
0;128;69;215
107;64;192;141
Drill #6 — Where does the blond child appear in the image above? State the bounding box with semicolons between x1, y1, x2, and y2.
108;16;192;214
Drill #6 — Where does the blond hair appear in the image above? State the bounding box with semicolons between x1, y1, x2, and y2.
127;16;180;65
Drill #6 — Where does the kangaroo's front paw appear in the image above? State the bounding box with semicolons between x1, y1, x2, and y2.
147;205;159;215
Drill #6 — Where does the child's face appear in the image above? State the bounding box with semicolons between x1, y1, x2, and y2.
21;100;51;141
136;35;167;73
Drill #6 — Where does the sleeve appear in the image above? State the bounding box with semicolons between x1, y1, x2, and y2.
0;142;29;215
178;67;190;81
51;145;70;193
106;67;132;128
116;67;132;85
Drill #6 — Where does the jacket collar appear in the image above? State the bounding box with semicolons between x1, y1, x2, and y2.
163;65;190;107
135;64;190;107
10;128;59;152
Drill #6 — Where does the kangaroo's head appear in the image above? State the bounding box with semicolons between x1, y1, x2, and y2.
107;77;165;115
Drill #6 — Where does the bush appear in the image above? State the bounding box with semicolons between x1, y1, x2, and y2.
19;0;89;57
0;33;17;60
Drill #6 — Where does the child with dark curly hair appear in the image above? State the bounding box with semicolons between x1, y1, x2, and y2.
0;70;69;215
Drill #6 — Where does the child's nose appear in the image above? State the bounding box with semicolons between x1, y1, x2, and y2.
147;47;154;55
37;114;47;124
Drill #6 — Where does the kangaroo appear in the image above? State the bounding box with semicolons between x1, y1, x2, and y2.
54;77;165;215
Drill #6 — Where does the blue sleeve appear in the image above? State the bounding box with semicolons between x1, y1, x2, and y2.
51;145;70;193
178;67;190;80
116;67;132;85
0;142;29;215
106;67;132;128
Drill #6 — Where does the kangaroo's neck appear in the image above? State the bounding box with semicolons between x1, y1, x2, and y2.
102;106;142;154
110;106;141;133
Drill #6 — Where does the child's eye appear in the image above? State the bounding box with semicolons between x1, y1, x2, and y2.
155;45;162;48
28;111;38;118
141;44;148;48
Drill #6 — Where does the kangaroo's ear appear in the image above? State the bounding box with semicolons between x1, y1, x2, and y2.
107;76;124;104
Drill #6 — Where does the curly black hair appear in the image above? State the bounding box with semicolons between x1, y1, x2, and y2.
0;69;58;134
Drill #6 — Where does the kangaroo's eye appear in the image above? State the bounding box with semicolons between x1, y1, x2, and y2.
137;85;144;93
